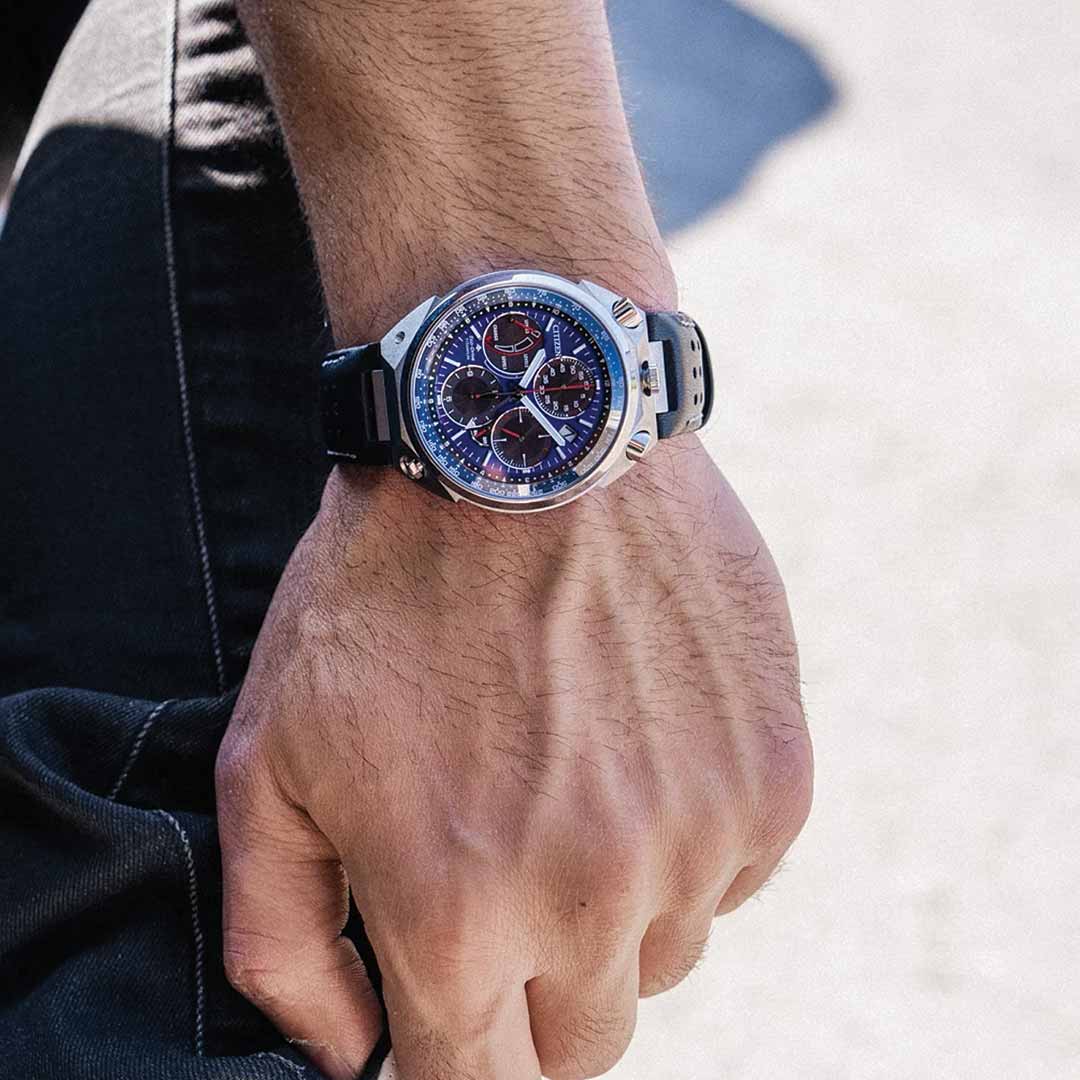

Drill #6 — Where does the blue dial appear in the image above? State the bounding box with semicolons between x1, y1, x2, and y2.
408;282;628;506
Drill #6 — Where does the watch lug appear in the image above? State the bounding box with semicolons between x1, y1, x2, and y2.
579;278;623;309
378;296;436;475
380;296;437;374
596;452;635;489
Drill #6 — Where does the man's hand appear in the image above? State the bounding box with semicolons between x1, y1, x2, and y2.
216;445;811;1080
222;1;812;1076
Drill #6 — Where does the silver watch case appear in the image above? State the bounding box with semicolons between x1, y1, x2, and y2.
379;270;668;514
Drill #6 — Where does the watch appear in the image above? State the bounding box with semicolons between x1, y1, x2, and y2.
319;270;713;513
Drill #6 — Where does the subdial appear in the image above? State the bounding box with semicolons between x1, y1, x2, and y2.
535;357;596;419
490;406;552;470
482;311;544;375
439;364;503;428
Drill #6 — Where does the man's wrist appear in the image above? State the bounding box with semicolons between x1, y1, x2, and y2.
238;0;676;346
318;435;709;550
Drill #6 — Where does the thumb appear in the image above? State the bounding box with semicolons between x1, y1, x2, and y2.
216;747;383;1079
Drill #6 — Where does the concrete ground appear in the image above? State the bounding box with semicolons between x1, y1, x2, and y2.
394;2;1080;1077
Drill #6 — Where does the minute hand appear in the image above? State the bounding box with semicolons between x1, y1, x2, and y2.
520;394;566;447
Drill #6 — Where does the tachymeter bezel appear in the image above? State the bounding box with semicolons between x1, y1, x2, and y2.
405;277;632;510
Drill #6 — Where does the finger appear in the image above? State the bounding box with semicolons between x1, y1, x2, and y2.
525;960;639;1080
637;904;715;998
380;971;540;1080
216;751;383;1080
714;856;786;916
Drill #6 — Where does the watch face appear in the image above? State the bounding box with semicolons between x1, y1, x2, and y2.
408;281;629;507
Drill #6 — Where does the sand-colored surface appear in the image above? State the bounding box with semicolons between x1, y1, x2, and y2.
612;1;1079;1076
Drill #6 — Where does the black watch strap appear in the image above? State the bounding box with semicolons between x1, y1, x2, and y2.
320;344;400;465
647;311;714;440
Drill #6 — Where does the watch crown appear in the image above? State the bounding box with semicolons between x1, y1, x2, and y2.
645;361;662;396
398;453;426;481
612;296;643;329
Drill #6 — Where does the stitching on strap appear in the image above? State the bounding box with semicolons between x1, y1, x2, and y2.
107;699;173;801
157;809;206;1056
162;0;227;694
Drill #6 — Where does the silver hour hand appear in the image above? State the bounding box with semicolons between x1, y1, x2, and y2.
521;393;566;447
518;348;547;389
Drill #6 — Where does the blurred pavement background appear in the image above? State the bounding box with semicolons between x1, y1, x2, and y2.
4;0;1077;1076
604;1;1079;1077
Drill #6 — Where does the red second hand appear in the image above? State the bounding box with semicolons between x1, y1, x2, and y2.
468;384;591;400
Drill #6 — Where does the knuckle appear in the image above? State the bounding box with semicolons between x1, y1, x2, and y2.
571;865;647;938
546;804;657;961
751;722;814;856
222;938;287;1008
388;961;508;1053
411;921;486;980
540;1003;635;1080
387;907;509;1012
676;795;736;895
639;934;709;997
658;781;738;910
214;735;263;814
213;737;244;793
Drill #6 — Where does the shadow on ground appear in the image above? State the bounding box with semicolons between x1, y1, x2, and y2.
608;0;836;233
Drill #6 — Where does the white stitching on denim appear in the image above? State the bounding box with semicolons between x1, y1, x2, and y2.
157;809;206;1056
260;1052;307;1078
162;0;227;695
107;700;173;801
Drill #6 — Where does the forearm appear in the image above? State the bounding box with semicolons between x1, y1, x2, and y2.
236;0;676;346
221;14;811;1080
